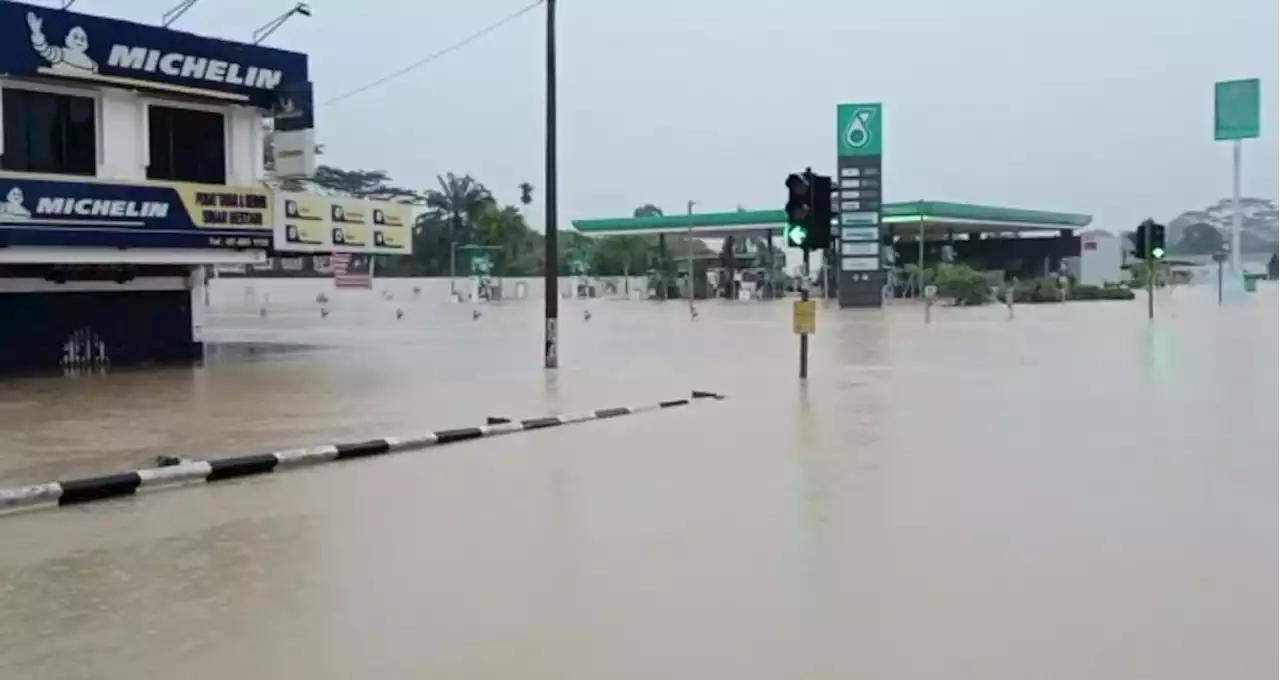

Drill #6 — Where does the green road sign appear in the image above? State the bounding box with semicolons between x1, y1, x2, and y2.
470;254;493;275
837;103;883;157
1215;79;1261;141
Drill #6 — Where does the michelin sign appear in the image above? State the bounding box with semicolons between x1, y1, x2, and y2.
0;0;308;109
0;173;273;250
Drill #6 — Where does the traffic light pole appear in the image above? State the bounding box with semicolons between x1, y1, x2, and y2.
799;251;810;379
1145;226;1154;320
1217;256;1225;306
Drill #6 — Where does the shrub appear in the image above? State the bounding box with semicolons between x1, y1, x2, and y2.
934;263;992;306
1012;277;1063;303
1072;284;1135;301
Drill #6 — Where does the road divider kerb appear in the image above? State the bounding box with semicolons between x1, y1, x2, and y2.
0;390;725;516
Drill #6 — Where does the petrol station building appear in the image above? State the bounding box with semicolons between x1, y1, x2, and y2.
573;200;1094;299
0;0;410;373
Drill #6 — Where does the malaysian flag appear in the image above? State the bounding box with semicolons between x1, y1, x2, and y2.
331;253;373;289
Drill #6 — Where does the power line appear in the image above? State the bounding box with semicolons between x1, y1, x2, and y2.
320;0;545;108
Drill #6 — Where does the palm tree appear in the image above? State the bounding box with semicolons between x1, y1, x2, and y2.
425;173;495;244
424;173;495;284
424;175;494;279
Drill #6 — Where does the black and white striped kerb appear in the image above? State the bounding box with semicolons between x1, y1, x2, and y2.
0;390;724;515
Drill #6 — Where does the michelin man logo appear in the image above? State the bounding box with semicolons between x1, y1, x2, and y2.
0;187;32;221
27;12;99;75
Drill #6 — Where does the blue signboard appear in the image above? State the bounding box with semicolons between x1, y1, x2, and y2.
0;174;274;250
0;0;307;109
273;80;315;131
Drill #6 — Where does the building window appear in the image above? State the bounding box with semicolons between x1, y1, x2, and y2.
147;105;226;185
1;87;97;176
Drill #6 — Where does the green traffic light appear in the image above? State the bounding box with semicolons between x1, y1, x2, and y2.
1151;247;1165;259
784;225;808;247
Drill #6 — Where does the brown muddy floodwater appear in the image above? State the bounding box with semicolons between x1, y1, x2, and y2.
0;280;1275;679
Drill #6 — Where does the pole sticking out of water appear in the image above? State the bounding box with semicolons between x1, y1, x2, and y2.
542;0;559;369
1230;140;1243;277
687;200;697;320
1146;227;1155;320
799;255;810;380
1217;253;1225;306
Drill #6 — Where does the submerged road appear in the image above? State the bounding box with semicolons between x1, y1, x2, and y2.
0;282;1275;679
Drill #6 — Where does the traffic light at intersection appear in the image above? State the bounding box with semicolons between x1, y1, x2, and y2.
1130;219;1167;261
783;170;833;251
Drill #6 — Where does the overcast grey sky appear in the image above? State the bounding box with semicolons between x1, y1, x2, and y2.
73;0;1279;230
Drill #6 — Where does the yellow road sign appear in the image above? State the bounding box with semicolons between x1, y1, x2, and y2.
793;299;816;335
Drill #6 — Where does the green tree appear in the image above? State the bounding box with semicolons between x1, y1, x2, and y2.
311;167;422;203
1172;222;1226;255
407;211;451;276
424;173;495;250
590;236;653;276
473;204;542;276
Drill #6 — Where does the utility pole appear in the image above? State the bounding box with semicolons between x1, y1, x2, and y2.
542;0;559;369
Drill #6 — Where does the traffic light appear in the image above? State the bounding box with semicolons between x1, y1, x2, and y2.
782;170;833;250
807;173;833;250
1149;222;1166;260
1130;222;1148;260
1130;219;1168;261
784;172;812;248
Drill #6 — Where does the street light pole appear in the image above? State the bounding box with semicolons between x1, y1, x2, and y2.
543;0;559;369
687;200;696;317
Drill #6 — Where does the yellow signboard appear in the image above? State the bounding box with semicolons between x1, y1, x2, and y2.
793;299;817;335
273;193;414;255
330;199;369;247
172;184;272;230
370;203;412;251
279;193;329;248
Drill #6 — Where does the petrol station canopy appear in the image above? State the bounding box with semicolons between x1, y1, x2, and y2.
572;201;1092;239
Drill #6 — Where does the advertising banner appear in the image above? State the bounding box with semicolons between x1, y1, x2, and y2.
275;192;413;256
0;0;308;108
0;173;272;250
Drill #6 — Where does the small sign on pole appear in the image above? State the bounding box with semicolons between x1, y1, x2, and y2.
1214;78;1261;277
792;299;816;335
923;284;937;324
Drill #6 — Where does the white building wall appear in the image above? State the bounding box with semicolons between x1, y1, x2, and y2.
0;76;263;186
99;88;144;179
1076;232;1124;286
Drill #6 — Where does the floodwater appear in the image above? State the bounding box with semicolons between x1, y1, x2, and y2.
0;279;1275;679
